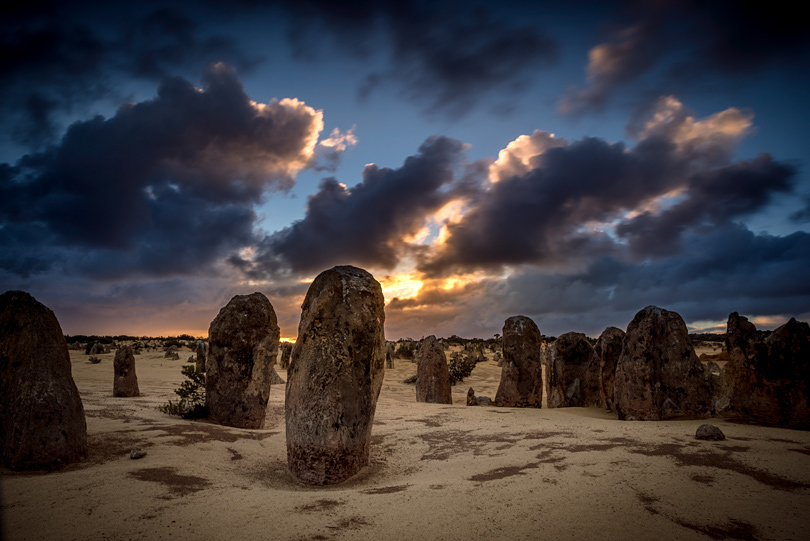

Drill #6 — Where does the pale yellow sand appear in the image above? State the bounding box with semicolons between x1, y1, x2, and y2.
2;347;809;541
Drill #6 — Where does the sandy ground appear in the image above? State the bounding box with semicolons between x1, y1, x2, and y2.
2;346;809;541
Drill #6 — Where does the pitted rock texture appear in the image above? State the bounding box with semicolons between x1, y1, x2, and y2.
278;342;293;369
546;332;596;408
285;266;386;485
614;306;713;421
113;345;139;397
0;290;87;470
723;313;810;429
494;316;543;408
206;292;279;429
415;336;452;404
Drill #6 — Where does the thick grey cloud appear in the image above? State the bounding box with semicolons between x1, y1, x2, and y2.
0;64;323;278
232;136;470;276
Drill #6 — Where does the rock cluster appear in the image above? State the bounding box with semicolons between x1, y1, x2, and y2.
494;316;543;408
286;266;386;485
206;292;280;429
113;345;139;397
415;336;452;404
614;306;713;420
0;291;87;470
723;313;810;429
546;332;596;408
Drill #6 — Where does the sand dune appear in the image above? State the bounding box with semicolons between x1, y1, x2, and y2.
2;347;809;540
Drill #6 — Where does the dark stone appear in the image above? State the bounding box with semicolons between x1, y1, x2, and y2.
593;327;625;411
113;345;139;397
494;316;543;408
270;368;285;384
401;374;417;384
89;343;104;356
286;266;386;485
386;342;395;369
415;336;452;404
0;291;87;470
546;332;595;408
206;292;279;429
723;313;810;429
695;424;725;441
279;342;293;369
467;387;477;406
614;306;713;421
195;340;206;372
130;448;147;459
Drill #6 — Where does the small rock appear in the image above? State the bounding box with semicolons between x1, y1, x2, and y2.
401;375;417;384
130;448;147;459
695;424;725;441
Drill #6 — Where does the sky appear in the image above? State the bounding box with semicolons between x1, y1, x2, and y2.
2;0;809;340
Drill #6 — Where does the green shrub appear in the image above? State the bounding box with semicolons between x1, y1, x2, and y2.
448;353;476;385
158;365;208;419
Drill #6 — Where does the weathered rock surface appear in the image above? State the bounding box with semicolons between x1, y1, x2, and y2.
695;424;725;441
494;316;543;408
270;368;285;385
723;313;810;429
0;290;87;470
415;336;452;404
286;266;386;485
466;388;492;406
113;345;139;397
546;332;596;408
278;342;293;369
614;306;713;421
592;327;625;411
206;292;279;429
195;340;206;372
89;343;105;355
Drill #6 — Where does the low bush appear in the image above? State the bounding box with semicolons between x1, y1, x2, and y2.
158;365;208;419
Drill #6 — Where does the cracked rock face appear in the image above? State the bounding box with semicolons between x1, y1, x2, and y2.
592;326;625;412
614;306;713;421
494;315;543;408
286;266;385;485
206;292;279;429
0;290;87;470
415;335;452;405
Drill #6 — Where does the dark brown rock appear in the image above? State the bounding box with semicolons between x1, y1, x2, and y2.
89;343;105;355
695;424;725;441
285;266;386;485
614;306;713;421
467;387;477;406
494;316;543;408
278;342;293;369
593;327;625;411
206;292;279;429
0;291;87;470
415;336;452;404
546;332;595;408
270;368;285;384
386;342;395;369
113;345;139;397
723;313;810;428
195;340;206;372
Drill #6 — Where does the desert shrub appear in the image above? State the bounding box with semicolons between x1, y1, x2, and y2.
397;341;418;359
448;353;477;385
158;365;208;419
163;339;184;349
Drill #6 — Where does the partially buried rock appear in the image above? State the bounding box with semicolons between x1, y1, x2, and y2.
695;424;725;441
206;292;280;429
415;336;452;404
113;345;139;397
494;316;544;408
723;313;810;429
286;266;386;485
195;340;206;372
467;388;492;406
0;290;87;470
614;306;713;421
546;332;596;408
592;327;625;412
130;448;147;459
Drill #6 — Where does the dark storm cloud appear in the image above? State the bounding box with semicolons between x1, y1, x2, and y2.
0;64;323;278
562;0;810;114
279;0;558;117
0;1;257;147
419;113;798;277
232;136;470;276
